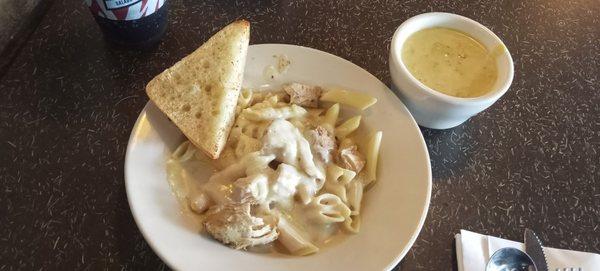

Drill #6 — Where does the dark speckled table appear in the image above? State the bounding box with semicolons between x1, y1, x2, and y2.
1;0;599;270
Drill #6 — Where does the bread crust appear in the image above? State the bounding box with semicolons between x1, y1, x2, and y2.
146;20;250;159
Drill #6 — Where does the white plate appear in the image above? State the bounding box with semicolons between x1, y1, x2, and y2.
125;44;431;271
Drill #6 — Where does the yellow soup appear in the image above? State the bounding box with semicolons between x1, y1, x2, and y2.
401;27;498;98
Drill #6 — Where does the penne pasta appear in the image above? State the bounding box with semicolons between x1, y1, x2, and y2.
231;116;269;142
325;164;356;202
277;212;319;256
307;193;351;224
335;115;361;139
171;141;197;162
234;134;262;158
343;213;361;234
346;180;363;214
320;88;377;110
327;164;356;186
322;103;339;132
364;131;383;184
236;88;253;114
251;89;289;105
243;104;307;121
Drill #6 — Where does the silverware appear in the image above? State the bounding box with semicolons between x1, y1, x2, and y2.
486;247;537;271
524;229;549;271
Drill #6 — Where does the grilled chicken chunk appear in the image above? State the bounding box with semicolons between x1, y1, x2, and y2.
203;203;278;249
283;83;322;108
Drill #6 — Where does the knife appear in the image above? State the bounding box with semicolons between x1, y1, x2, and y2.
524;228;549;271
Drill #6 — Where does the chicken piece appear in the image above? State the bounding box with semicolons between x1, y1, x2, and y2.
232;174;269;204
203;203;279;249
336;144;366;173
283;83;322;108
305;126;336;163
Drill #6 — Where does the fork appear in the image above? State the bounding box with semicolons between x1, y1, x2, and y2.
555;268;582;271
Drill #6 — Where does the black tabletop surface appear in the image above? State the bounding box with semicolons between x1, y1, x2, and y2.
1;0;599;270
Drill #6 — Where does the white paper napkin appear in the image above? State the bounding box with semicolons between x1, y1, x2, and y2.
455;230;600;271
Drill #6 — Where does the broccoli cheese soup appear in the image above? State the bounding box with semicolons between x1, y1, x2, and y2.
401;27;498;98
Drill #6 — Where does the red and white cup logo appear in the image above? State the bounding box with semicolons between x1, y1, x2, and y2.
85;0;165;20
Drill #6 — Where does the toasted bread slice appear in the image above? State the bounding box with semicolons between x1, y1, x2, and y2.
146;20;250;159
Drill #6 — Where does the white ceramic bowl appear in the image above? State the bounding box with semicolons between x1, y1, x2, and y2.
389;12;514;129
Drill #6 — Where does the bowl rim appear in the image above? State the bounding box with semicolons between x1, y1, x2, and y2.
390;12;514;106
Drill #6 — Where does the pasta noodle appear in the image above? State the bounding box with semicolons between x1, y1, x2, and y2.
170;141;196;162
322;103;339;131
242;104;307;121
236;88;253;114
320;88;377;110
230;117;269;143
234;134;262;158
251;94;286;109
346;179;363;214
251;89;289;105
324;164;356;202
343;213;361;233
334;115;361;139
276;211;319;255
364;131;383;186
307;193;351;224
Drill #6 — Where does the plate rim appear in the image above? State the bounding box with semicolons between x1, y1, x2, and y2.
124;43;432;271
